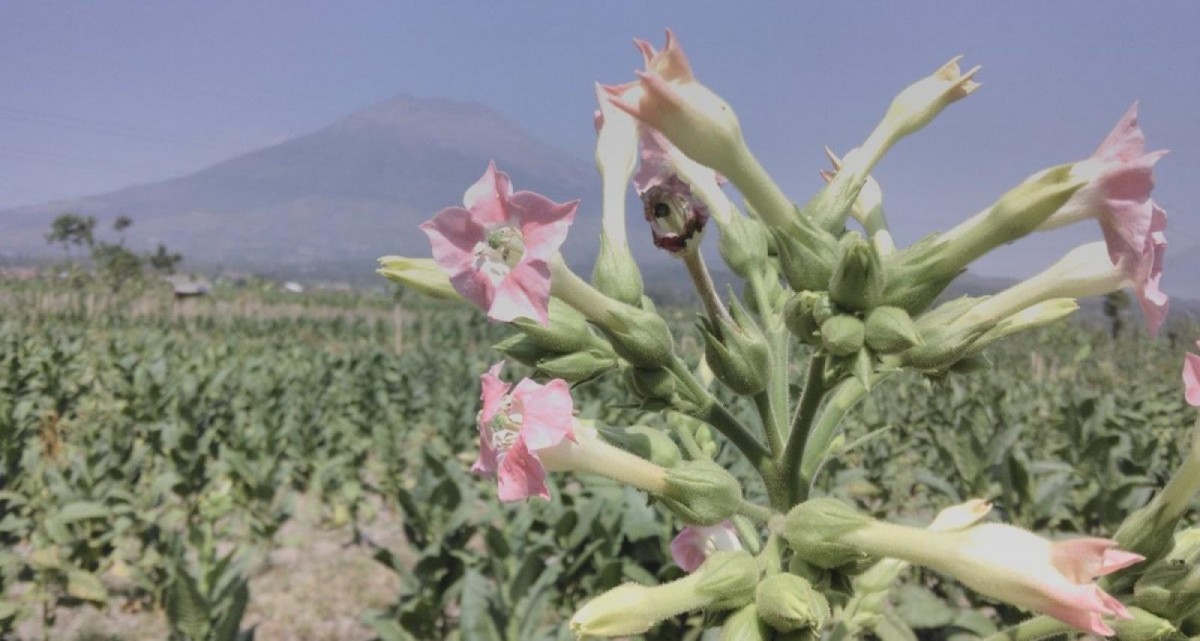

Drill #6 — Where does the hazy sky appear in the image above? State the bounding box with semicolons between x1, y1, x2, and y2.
2;1;1197;277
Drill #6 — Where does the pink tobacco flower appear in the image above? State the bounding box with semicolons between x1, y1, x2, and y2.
928;525;1142;635
1131;205;1168;336
420;162;577;325
669;521;742;573
1185;345;1200;407
606;30;742;176
471;362;576;501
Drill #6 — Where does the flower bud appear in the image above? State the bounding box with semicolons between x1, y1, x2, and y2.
597;424;682;468
899;306;995;372
535;348;618;384
863;306;921;354
511;298;592;353
623;365;678;405
784;291;824;344
879;57;980;143
717;214;770;278
755;573;831;633
377;255;462;301
719;604;771;641
820;315;865;357
776;498;872;570
695;550;761;610
491;334;551;367
772;218;840;293
592;234;645;306
598;304;676;368
1109;607;1186;641
699;297;770;396
829;232;885;312
663;460;744;526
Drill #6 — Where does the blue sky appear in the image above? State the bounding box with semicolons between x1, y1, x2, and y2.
2;1;1197;277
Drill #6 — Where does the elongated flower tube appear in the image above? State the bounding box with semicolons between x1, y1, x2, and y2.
952;241;1167;338
805;57;980;231
592;83;644;305
605;30;794;228
376;255;463;301
472;363;669;501
420;162;577;325
671;520;742;572
842;521;1143;635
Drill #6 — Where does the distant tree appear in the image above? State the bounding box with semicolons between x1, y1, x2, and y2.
92;242;144;293
113;215;133;244
147;243;183;275
45;213;96;259
1103;290;1130;338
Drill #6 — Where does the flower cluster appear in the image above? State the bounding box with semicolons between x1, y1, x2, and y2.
380;29;1193;640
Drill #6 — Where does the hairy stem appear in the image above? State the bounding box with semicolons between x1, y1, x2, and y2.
682;250;732;329
782;355;827;501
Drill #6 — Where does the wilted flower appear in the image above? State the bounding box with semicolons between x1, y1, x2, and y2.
634;128;714;255
420;162;577;325
670;520;742;572
471;362;576;501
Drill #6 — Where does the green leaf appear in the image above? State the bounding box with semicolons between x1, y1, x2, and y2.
66;568;108;604
459;569;502;641
166;569;210;641
892;584;956;629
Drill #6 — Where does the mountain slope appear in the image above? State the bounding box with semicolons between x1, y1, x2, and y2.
0;95;605;277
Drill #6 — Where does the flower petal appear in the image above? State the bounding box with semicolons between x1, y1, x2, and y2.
1184;352;1200;407
497;438;551;501
489;259;552;325
511;377;575;451
462;161;513;225
510;191;577;262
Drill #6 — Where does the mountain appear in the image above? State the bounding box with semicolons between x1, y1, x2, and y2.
0;95;606;280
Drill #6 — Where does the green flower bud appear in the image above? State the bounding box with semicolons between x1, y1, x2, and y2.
597;425;682;468
663;460;744;526
695;550;761;610
1132;530;1200;621
719;604;771;641
898;303;995;372
718;214;770;279
777;498;872;569
598;304;675;368
492;334;551;367
829;232;884;312
510;298;592;353
863;306;920;354
850;347;875;390
623;366;677;404
948;353;990;375
592;233;645;306
879;235;963;315
1110;607;1187;641
772;216;839;293
1115;503;1178;567
783;291;823;344
377;255;462;301
699;297;770;396
535;348;618;384
820;315;865;357
755;573;830;633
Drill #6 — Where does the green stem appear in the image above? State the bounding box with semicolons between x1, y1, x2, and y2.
682;250;732;329
746;271;789;456
754;392;783;458
723;145;795;229
669;414;708;461
735;499;775;524
756;533;785;575
668;358;769;467
798;375;881;489
982;616;1072;641
781;356;827;501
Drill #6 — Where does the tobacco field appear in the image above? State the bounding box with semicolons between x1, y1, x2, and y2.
0;284;1196;640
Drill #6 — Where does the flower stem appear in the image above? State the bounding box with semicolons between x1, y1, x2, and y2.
754;392;783;458
668;358;769;467
735;499;775;524
682;250;733;329
782;355;827;501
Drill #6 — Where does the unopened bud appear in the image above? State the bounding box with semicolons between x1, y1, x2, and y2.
663;460;744;526
377;256;462;301
695;550;761;610
880;57;981;143
718;214;770;279
784;291;824;345
592;234;645;306
700;297;770;396
599;304;675;368
719;604;771;641
820;315;865;357
864;306;921;354
777;498;872;569
492;334;551;367
755;573;830;633
535;348;618;384
773;218;839;293
623;366;677;404
597;424;682;468
829;232;884;312
511;298;592;353
1110;607;1186;641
